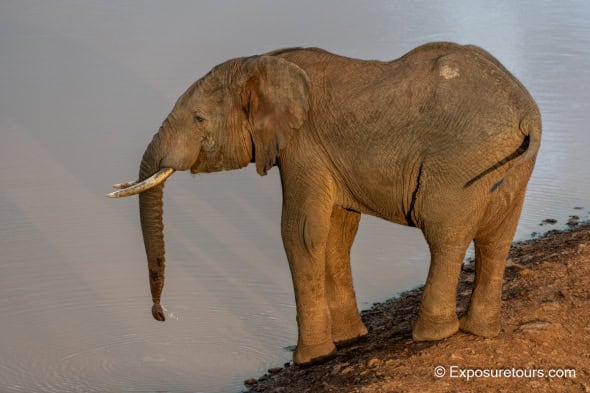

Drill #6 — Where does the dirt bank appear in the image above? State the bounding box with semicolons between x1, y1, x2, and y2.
244;222;590;392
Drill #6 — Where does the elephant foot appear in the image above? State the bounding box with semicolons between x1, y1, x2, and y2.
459;313;501;337
293;340;337;366
412;314;459;342
332;319;368;347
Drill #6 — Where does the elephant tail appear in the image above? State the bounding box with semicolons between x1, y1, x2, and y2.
514;109;542;166
464;110;541;189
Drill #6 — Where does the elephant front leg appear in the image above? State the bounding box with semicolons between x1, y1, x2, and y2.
281;190;336;365
325;207;368;345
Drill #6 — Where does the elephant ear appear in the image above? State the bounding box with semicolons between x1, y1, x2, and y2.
240;55;310;176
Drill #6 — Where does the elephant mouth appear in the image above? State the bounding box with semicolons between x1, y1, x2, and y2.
106;167;175;198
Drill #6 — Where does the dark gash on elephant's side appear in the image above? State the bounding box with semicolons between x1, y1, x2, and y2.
108;42;541;366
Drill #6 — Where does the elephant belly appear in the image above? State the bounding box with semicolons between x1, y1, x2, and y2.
338;157;418;226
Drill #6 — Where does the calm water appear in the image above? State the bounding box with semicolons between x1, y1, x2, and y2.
1;1;589;392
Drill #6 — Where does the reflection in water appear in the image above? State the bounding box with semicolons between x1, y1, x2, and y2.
1;1;589;392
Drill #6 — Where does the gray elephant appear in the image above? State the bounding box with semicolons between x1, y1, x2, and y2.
108;42;541;365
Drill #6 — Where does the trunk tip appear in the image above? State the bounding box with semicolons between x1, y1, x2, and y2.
152;303;166;321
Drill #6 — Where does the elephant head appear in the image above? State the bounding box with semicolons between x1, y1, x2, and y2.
107;55;310;321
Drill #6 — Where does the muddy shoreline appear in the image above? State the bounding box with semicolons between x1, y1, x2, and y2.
244;222;590;392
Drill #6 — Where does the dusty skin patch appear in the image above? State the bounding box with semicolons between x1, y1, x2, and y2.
439;65;460;79
245;223;590;393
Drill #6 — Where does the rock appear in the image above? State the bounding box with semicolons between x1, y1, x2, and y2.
516;320;563;343
244;378;258;386
517;320;555;332
367;358;381;368
268;367;283;374
567;215;580;227
540;218;557;226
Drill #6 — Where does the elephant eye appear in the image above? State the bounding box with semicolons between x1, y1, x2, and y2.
194;114;205;124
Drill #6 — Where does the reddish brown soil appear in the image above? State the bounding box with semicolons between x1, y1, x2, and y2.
244;223;590;393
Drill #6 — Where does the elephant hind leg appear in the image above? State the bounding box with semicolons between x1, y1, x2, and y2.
325;207;368;346
413;226;473;342
460;191;526;337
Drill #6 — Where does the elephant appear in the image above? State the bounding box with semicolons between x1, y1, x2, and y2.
108;42;541;366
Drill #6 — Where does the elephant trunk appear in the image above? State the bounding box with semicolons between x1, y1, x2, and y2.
138;133;168;321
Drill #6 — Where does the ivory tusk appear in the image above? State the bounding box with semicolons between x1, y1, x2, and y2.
112;180;138;189
106;168;175;198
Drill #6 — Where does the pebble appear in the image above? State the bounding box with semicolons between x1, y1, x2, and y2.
341;366;354;375
506;259;526;269
244;378;258;386
268;367;283;374
367;358;381;368
541;301;560;311
519;268;533;277
540;218;557;225
450;353;464;360
331;364;344;375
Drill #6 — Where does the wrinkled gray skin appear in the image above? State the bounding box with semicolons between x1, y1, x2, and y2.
131;42;540;365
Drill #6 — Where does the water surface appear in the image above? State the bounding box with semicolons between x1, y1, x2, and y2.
1;1;589;392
